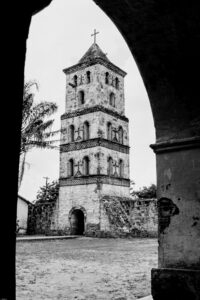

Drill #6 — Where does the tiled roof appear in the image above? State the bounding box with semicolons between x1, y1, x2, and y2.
79;43;110;63
18;194;33;205
63;43;127;77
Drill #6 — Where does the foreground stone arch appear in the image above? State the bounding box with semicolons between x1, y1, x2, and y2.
3;1;200;299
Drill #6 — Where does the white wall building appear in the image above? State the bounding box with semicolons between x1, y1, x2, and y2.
17;195;32;234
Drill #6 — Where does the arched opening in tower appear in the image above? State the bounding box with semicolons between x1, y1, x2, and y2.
70;209;85;235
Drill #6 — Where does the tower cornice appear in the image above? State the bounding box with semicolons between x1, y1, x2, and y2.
59;174;130;187
60;138;130;154
63;57;127;77
61;105;129;122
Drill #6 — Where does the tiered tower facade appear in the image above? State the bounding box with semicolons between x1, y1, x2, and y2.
57;42;130;235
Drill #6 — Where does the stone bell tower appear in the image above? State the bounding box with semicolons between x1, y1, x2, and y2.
57;33;131;236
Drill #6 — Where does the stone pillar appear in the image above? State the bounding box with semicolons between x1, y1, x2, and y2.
150;137;200;300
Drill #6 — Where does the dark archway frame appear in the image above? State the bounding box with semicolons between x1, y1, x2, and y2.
2;1;200;299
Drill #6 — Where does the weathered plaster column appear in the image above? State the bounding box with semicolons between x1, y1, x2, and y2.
150;138;200;299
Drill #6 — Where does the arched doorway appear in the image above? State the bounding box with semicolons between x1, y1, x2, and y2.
70;209;85;235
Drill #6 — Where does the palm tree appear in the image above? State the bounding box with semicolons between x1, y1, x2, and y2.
18;80;58;189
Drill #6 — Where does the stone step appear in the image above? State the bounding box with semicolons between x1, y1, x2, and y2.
16;235;79;242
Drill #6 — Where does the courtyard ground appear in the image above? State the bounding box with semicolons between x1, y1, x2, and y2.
16;237;158;300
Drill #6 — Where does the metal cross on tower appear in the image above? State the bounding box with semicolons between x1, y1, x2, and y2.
91;29;99;44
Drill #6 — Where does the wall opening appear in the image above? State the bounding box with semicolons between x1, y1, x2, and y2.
78;90;85;105
83;121;90;140
83;156;90;175
70;209;85;235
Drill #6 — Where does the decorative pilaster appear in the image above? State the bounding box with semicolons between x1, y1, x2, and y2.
150;137;200;299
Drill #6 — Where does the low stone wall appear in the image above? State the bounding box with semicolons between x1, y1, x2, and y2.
130;198;158;237
101;196;158;238
27;201;57;235
85;223;100;236
27;197;157;238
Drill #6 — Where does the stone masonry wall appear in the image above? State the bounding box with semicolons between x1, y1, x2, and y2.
60;111;129;146
27;194;157;237
99;148;129;178
130;198;158;237
98;196;157;238
27;201;57;235
57;47;131;237
101;184;130;198
65;64;125;115
57;184;101;234
57;182;132;236
60;146;129;179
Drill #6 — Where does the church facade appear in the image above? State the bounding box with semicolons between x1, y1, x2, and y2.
57;41;131;236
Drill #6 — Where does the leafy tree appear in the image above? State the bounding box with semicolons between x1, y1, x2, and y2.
21;80;58;155
130;182;157;199
18;80;58;189
35;180;59;204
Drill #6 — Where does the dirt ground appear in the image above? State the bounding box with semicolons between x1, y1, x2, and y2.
16;237;158;300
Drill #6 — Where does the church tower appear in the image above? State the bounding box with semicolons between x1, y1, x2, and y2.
57;35;130;236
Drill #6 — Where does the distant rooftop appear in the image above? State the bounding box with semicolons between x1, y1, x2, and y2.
18;194;33;205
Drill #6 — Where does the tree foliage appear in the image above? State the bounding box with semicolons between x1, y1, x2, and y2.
18;80;58;189
35;180;59;204
21;80;58;155
102;196;130;231
130;182;157;199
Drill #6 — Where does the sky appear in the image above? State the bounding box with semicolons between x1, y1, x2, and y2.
19;0;156;202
